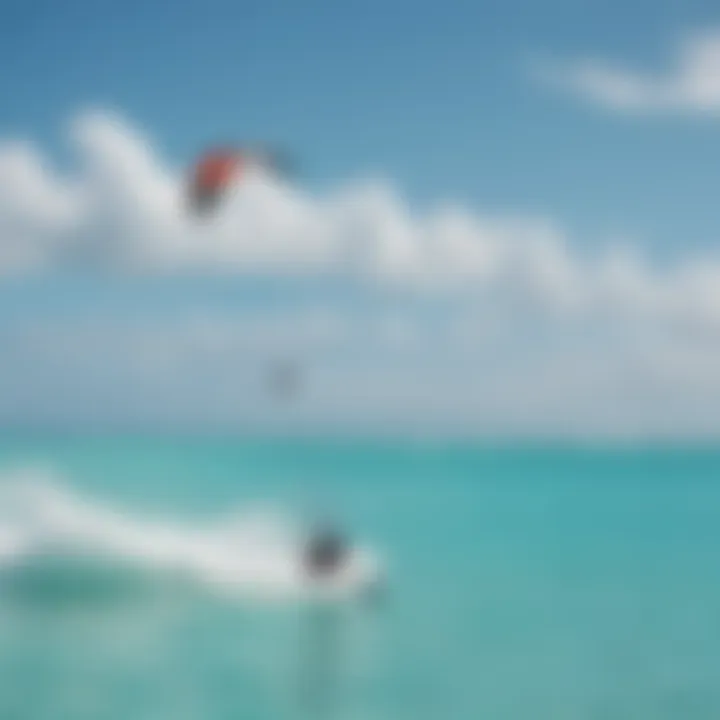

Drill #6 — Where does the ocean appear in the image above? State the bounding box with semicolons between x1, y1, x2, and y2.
0;435;719;719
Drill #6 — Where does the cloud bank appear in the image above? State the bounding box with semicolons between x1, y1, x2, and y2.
535;29;720;115
3;109;720;437
4;300;720;439
3;107;720;330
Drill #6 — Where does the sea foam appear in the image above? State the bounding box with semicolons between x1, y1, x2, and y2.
0;467;380;603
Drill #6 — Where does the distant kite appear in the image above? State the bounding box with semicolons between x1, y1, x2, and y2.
267;359;302;402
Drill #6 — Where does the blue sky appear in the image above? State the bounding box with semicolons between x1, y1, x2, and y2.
5;0;720;249
4;0;720;436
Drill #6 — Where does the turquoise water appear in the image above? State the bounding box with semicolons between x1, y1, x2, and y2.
1;436;720;719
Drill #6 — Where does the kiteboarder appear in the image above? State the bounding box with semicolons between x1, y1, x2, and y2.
304;522;349;577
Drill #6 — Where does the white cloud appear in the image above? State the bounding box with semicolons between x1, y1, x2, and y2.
5;108;720;436
4;107;720;333
535;29;720;114
0;109;610;299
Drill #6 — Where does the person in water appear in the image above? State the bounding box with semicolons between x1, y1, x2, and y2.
304;523;348;576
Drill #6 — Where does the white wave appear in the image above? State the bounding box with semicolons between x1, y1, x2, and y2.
0;467;382;602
